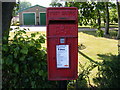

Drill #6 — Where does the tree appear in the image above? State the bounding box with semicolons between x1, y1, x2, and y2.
2;2;16;44
66;2;96;26
50;0;63;7
116;0;120;39
109;3;118;23
95;2;106;30
65;2;105;30
104;2;110;36
50;2;62;7
109;8;118;23
19;1;31;11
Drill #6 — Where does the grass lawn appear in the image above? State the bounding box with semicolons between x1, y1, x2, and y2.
78;31;118;86
78;32;118;62
9;30;118;86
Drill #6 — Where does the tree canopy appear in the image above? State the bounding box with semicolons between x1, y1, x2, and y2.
19;1;32;11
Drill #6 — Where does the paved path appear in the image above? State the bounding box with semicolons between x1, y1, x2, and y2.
10;26;46;32
78;27;118;31
78;28;97;31
10;26;118;32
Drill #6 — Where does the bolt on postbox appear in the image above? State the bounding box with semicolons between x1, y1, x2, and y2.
46;7;78;80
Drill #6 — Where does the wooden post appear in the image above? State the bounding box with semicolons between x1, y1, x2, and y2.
59;80;67;89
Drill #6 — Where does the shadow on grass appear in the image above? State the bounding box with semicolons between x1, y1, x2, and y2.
78;50;101;66
93;53;120;88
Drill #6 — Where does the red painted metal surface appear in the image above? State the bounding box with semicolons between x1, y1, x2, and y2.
46;7;78;80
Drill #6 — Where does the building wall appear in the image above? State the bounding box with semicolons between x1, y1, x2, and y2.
19;6;46;25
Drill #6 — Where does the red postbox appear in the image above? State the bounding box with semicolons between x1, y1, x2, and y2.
46;7;78;80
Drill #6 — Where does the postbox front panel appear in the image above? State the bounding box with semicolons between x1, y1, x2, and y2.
47;7;78;80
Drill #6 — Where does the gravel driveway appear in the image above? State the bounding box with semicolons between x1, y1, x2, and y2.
10;26;46;32
10;26;118;32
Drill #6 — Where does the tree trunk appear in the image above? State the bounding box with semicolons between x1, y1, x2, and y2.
116;1;120;39
65;2;68;7
2;2;15;44
104;2;109;36
104;18;106;26
97;10;101;30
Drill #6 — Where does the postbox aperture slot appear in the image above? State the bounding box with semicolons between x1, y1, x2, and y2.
49;20;76;24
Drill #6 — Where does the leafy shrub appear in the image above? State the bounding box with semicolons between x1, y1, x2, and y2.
68;62;97;89
93;54;120;88
96;29;104;37
2;28;58;88
109;30;118;39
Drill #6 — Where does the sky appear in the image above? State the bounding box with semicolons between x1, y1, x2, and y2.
19;0;52;7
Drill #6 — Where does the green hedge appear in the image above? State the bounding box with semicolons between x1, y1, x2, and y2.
2;28;58;88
